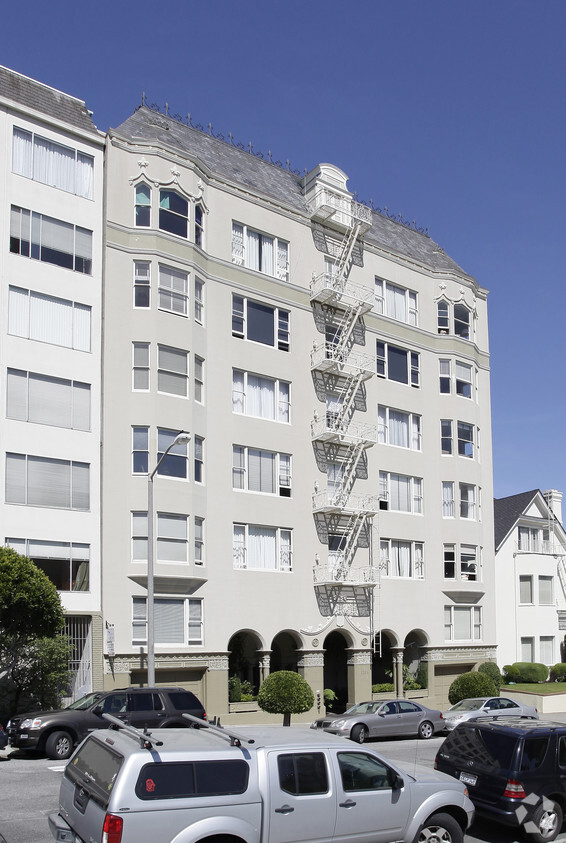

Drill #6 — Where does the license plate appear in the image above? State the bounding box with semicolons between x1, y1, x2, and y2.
20;733;28;739
459;771;477;786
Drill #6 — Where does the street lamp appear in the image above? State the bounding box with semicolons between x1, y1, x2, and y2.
147;431;191;686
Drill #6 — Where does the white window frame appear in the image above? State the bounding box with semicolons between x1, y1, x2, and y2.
232;221;289;281
444;605;482;642
233;523;292;572
459;483;478;519
159;189;188;238
521;636;535;662
6;537;90;592
133;261;151;308
376;340;419;387
379;539;424;579
519;575;534;604
377;405;421;450
444;543;481;581
12;127;94;199
194;436;204;483
135;183;151;227
442;482;455;517
540;636;554;665
232;369;290;423
194;516;204;565
378;471;423;514
232;294;290;351
441;419;453;455
158;264;188;316
194;278;204;325
8;286;91;352
457;421;475;458
131;511;189;564
6;453;90;510
157;344;188;397
374;277;418;325
194;356;204;404
132;343;150;391
539;575;554;605
6;368;90;431
10;205;92;274
437;299;474;340
132;596;203;646
232;446;292;497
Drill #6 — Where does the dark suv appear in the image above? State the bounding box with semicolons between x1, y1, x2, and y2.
7;686;206;760
435;717;566;842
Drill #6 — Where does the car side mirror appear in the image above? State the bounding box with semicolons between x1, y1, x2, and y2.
93;704;103;715
391;772;404;789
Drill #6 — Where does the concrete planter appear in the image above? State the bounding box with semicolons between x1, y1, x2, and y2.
501;688;566;715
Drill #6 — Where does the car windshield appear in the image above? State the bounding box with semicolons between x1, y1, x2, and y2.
448;698;486;712
66;692;104;710
344;702;380;715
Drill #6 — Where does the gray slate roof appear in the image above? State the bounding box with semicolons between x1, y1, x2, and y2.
494;490;542;551
0;66;97;135
113;106;469;278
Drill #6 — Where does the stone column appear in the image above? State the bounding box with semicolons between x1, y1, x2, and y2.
346;649;372;709
392;648;404;697
298;650;325;716
258;651;271;684
205;653;230;718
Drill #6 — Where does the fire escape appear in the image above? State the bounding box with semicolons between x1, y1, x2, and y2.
307;175;377;624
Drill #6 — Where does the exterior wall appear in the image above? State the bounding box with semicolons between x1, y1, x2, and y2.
0;77;104;696
101;118;496;716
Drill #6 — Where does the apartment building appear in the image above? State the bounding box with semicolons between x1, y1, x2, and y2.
495;489;566;669
101;105;496;717
0;67;105;697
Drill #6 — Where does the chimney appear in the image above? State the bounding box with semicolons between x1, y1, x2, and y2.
543;490;563;524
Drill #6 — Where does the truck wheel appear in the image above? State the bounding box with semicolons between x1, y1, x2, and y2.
524;799;563;842
418;720;434;740
413;812;463;843
45;730;74;760
350;724;368;744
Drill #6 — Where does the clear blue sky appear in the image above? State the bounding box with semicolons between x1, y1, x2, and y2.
2;0;564;500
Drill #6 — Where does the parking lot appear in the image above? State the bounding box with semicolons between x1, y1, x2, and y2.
1;733;565;843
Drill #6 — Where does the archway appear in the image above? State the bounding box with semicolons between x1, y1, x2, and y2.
228;630;262;696
323;631;349;713
403;629;429;690
270;631;299;673
371;630;397;686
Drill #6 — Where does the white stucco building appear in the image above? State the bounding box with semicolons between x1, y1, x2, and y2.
494;489;566;670
100;105;496;718
0;67;105;697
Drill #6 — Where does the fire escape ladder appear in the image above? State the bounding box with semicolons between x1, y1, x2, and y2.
336;439;366;501
334;220;362;284
338;369;365;423
341;510;368;569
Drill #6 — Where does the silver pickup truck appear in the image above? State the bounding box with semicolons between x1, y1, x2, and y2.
49;715;473;843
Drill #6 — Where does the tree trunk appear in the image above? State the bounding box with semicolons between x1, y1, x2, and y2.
283;712;291;727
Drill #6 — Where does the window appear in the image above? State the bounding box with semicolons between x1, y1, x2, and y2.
131;511;189;563
158;345;188;396
518;526;549;552
233;446;291;496
6;453;89;510
539;576;554;605
8;286;91;351
441;420;453;455
459;483;479;519
437;300;472;339
194;278;204;324
194;436;204;483
442;482;454;517
439;359;473;398
232;222;289;281
232;295;290;351
132;343;150;390
134;262;151;308
7;369;90;430
376;341;419;386
136;759;248;800
445;605;482;641
132;597;203;645
338;751;394;792
232;370;290;422
194;516;204;564
520;575;534;604
377;406;421;449
194;203;204;246
521;636;535;662
6;538;89;591
158;265;188;315
194;356;204;403
159;190;188;237
380;540;424;578
444;544;480;581
457;421;474;458
540;636;554;665
278;753;328;795
378;472;422;514
374;278;418;325
132;426;149;474
135;183;151;226
233;524;292;571
12;127;94;199
10;206;92;273
158;428;189;478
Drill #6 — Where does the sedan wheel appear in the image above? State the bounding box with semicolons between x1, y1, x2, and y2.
350;724;368;744
418;720;434;740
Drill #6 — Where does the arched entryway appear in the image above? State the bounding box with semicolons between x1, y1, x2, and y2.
270;631;299;672
228;630;262;696
403;629;429;690
371;630;397;686
323;630;349;712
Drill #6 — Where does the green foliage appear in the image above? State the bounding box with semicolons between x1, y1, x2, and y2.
478;661;502;690
0;546;63;642
372;683;395;693
240;679;255;696
10;636;71;711
510;662;549;683
228;676;242;703
240;694;254;702
323;688;337;710
385;664;421;690
416;662;428;690
257;671;314;725
448;671;498;705
550;663;566;682
503;664;520;682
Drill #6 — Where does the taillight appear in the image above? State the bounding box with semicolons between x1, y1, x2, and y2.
439;713;444;719
203;711;207;721
102;813;123;843
503;778;526;798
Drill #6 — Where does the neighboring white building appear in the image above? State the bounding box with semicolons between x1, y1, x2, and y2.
494;489;566;670
0;67;105;698
100;106;496;719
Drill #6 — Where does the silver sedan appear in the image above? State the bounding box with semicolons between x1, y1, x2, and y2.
442;696;539;731
310;699;445;743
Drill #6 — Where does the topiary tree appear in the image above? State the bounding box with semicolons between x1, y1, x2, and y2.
512;662;548;683
448;671;498;705
550;663;566;682
478;661;502;691
503;664;520;683
257;670;314;726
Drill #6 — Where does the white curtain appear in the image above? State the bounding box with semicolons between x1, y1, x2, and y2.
6;369;27;420
276;240;288;280
392;541;411;577
278;382;290;422
411;416;421;450
248;526;276;569
76;152;94;199
386;284;405;320
232;370;245;413
260;234;273;275
30;292;73;347
233;524;246;568
389;410;408;447
231;223;244;264
377;406;387;443
442;482;454;517
12;128;32;177
390;474;410;512
73;303;92;352
248;375;275;419
34;137;75;192
246;229;260;270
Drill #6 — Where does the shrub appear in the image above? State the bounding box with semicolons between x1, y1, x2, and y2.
512;662;549;683
240;694;254;702
478;661;502;690
372;683;395;693
240;679;255;696
448;671;498;705
550;663;566;682
416;662;428;690
503;664;520;683
228;676;242;703
257;670;314;726
323;688;337;710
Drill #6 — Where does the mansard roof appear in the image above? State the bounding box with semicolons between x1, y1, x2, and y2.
112;106;470;279
0;65;98;135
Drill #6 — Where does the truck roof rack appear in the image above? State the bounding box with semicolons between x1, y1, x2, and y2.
182;712;255;746
102;712;164;750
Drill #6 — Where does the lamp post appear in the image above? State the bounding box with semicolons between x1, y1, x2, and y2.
147;431;191;686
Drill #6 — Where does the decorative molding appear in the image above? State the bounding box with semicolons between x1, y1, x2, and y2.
298;651;325;668
346;650;372;666
104;652;229;673
426;646;497;662
128;164;208;209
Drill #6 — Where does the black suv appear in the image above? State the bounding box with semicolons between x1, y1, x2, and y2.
435;716;566;842
7;686;206;760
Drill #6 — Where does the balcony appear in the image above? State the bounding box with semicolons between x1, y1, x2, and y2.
312;489;379;515
313;561;378;586
307;188;372;232
311;415;376;446
515;540;561;555
310;272;374;312
310;341;375;377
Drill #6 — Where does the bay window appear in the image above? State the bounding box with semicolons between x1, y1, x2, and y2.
445;605;482;641
159;189;188;237
131;511;189;563
132;597;203;645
